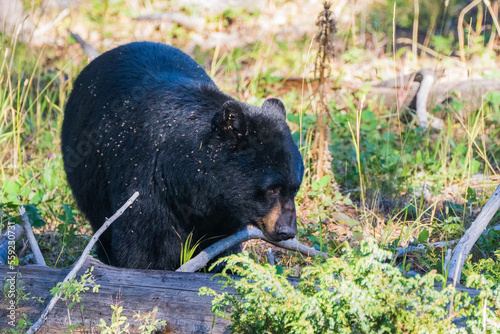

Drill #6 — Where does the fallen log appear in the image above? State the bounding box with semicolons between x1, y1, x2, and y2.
0;257;232;333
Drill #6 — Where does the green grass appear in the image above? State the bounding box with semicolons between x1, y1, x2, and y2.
1;1;500;333
0;0;499;281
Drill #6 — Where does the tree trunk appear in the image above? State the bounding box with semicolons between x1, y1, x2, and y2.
0;257;231;333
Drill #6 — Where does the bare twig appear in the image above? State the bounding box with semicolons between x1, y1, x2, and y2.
177;227;327;272
27;192;139;334
0;224;24;265
33;9;69;37
396;223;500;257
68;30;99;60
447;184;500;281
19;207;46;266
397;239;457;257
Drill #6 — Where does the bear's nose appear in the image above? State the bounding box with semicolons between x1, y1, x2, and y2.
276;225;296;240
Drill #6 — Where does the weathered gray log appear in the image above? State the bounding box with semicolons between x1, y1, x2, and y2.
0;257;231;333
133;12;205;32
370;77;500;114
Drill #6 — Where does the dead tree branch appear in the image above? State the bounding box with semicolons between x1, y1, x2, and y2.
19;207;46;266
396;223;500;257
68;30;99;60
177;227;327;272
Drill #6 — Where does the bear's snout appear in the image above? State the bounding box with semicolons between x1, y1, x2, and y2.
275;224;297;241
274;207;297;241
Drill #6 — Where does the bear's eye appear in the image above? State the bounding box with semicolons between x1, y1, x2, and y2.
266;187;281;197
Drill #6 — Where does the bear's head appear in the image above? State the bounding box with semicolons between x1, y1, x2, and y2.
211;98;304;241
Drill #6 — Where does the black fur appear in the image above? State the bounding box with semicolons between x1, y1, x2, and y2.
62;42;304;270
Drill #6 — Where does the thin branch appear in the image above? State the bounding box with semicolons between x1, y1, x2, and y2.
396;223;500;257
27;192;139;334
68;30;99;60
19;206;46;266
177;227;327;272
33;9;69;37
396;239;457;257
484;0;500;33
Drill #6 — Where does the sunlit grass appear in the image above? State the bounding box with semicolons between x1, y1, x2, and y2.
0;0;498;274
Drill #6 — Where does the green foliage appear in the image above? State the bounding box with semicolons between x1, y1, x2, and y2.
463;250;500;288
97;303;167;334
98;303;130;334
135;308;167;334
4;314;32;334
201;240;500;333
50;267;100;311
3;273;43;305
297;175;353;253
464;273;500;333
180;232;204;266
47;267;100;332
477;228;500;254
431;35;454;55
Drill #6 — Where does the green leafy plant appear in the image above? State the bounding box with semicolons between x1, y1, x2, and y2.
201;239;500;333
463;250;500;288
3;273;43;305
5;314;32;334
97;303;167;334
50;267;100;329
135;307;167;334
463;273;500;333
98;303;130;334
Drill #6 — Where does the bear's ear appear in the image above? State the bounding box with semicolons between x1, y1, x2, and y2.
262;98;286;118
213;100;247;141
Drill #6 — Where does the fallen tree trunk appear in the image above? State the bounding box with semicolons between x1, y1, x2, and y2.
0;257;231;333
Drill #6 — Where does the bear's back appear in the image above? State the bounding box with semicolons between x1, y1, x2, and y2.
70;42;215;102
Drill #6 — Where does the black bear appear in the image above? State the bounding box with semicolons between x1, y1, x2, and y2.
62;42;304;270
